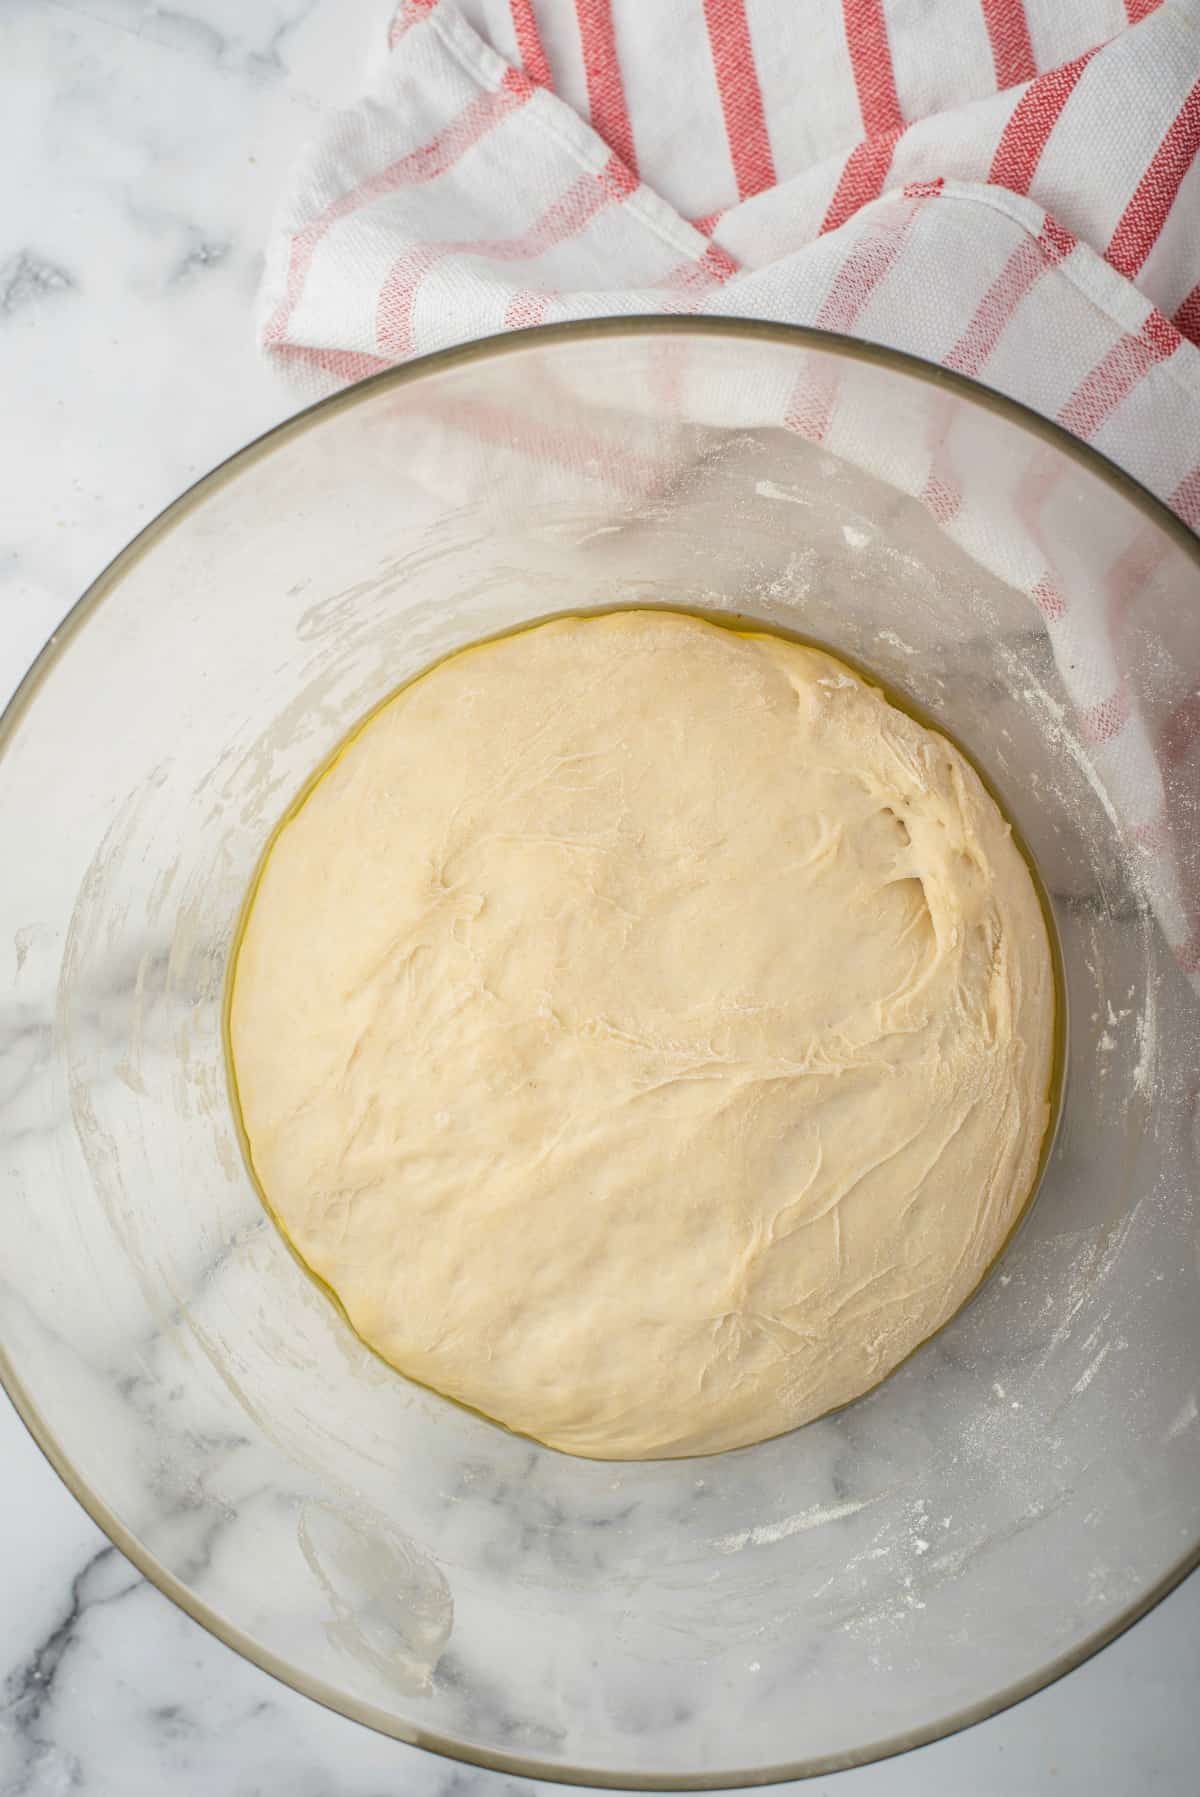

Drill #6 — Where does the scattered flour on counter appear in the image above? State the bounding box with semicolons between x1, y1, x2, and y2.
1132;983;1157;1094
877;629;918;656
1071;1339;1113;1396
1166;1395;1198;1441
754;479;809;506
712;1495;878;1553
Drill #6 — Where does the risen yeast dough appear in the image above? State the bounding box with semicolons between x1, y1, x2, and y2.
231;610;1054;1458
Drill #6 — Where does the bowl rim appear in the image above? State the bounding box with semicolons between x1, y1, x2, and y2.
2;314;1198;1791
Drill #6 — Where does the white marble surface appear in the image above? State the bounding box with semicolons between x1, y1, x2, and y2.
1;2;1198;1792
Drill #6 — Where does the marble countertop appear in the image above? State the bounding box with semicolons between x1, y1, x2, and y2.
1;2;1197;1792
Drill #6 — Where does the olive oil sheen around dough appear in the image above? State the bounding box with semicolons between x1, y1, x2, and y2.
226;607;1062;1459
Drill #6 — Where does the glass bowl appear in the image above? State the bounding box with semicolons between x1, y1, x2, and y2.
2;320;1198;1790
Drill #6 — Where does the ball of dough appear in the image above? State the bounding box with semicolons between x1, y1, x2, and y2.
231;610;1054;1459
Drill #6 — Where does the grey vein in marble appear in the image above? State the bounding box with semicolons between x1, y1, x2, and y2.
0;254;75;319
2;1545;139;1796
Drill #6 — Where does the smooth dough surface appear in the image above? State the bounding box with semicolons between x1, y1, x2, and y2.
231;610;1055;1458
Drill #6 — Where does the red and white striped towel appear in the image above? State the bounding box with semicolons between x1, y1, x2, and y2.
260;0;1200;973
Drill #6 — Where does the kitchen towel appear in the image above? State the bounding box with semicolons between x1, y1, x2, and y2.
260;0;1200;972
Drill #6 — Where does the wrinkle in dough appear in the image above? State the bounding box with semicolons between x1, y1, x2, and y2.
231;610;1055;1459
